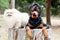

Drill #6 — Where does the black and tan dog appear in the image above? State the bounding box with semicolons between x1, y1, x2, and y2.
26;3;49;40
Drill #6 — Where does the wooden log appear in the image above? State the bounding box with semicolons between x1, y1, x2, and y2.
17;29;26;40
8;28;26;40
8;28;52;40
8;28;18;40
32;28;52;40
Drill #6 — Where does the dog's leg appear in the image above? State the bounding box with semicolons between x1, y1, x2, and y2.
15;30;18;40
26;26;33;40
42;27;49;40
13;22;19;40
38;24;49;40
13;22;19;28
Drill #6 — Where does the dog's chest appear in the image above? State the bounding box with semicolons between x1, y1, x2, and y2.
29;17;42;27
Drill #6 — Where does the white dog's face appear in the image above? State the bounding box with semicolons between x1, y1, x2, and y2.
4;9;14;17
7;12;13;16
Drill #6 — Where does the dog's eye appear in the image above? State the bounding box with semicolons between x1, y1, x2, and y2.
30;6;36;11
30;9;34;12
7;12;13;14
36;7;40;13
30;9;34;11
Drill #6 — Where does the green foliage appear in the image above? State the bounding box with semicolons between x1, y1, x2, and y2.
51;0;60;16
51;0;57;7
15;0;46;16
0;0;10;10
15;0;60;16
0;0;60;16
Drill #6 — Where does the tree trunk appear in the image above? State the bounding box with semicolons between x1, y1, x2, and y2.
46;0;51;25
10;0;15;9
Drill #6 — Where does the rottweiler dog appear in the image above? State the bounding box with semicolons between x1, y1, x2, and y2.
26;3;49;40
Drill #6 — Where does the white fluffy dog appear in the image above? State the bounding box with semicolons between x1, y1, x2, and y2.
4;8;29;28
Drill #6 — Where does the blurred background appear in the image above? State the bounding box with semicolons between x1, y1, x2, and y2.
0;0;60;40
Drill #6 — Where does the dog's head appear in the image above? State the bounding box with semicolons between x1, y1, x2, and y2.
4;9;14;17
29;3;42;19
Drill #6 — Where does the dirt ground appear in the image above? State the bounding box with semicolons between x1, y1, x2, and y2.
43;17;60;40
0;15;60;40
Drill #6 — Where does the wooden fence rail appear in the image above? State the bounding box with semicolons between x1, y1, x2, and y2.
8;28;52;40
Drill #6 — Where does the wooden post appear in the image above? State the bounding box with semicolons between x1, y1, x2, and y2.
10;0;15;9
8;28;52;40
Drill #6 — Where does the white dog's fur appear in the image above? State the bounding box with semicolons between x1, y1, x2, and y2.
4;8;29;28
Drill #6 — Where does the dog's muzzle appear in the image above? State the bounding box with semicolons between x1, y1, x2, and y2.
32;11;38;17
